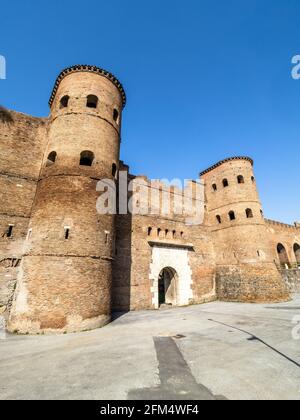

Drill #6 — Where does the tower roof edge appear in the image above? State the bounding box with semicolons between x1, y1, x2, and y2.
49;65;126;109
200;156;254;176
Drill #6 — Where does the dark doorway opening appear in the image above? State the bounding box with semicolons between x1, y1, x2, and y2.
158;267;178;307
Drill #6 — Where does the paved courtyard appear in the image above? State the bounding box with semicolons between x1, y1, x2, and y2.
0;295;300;400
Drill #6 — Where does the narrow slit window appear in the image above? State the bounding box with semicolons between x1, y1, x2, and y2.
113;109;119;123
229;211;236;221
7;225;14;238
223;179;229;188
105;231;110;244
212;184;217;191
112;163;117;178
64;227;70;240
216;215;222;224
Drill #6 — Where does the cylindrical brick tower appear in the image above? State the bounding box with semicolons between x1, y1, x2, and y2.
201;157;289;303
8;65;126;334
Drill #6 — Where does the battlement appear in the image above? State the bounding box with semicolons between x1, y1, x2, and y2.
200;156;254;176
265;218;300;230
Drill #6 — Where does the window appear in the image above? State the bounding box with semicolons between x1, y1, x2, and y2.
113;109;119;123
223;179;229;188
172;230;176;239
212;184;217;192
105;231;110;244
260;209;264;218
251;176;255;183
229;211;236;221
86;95;98;109
237;175;244;184
60;95;69;109
165;229;169;239
64;227;70;240
148;227;152;236
180;232;184;238
112;163;117;178
246;208;254;219
6;225;14;238
46;151;57;167
27;229;32;241
157;228;161;238
80;150;94;166
216;215;222;224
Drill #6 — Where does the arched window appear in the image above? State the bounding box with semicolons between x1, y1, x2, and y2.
294;243;300;264
216;215;222;224
80;150;94;166
260;209;264;218
157;228;161;238
277;243;290;267
246;208;254;218
237;175;244;184
112;163;117;178
172;230;176;239
113;109;119;123
86;95;98;109
223;179;229;188
165;229;169;239
46;151;57;167
212;184;217;192
251;176;255;183
60;95;69;109
147;227;152;237
229;211;236;221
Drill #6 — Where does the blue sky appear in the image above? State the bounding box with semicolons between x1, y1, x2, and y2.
0;0;299;223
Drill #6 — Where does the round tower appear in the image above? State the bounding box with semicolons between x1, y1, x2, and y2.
8;65;126;334
201;157;289;303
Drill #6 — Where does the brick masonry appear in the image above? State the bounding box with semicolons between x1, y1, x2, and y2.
0;67;298;334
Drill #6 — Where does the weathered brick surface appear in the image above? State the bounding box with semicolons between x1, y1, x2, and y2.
202;158;290;303
0;68;298;335
7;69;123;334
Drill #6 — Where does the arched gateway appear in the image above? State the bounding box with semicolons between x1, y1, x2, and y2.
149;243;194;309
158;267;178;306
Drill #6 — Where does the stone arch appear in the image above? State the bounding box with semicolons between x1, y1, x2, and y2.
293;243;300;265
149;245;193;309
277;243;290;267
158;267;178;306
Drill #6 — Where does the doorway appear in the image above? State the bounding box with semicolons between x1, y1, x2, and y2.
158;267;178;307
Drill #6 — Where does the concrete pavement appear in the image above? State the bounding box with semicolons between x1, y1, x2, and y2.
0;295;300;400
